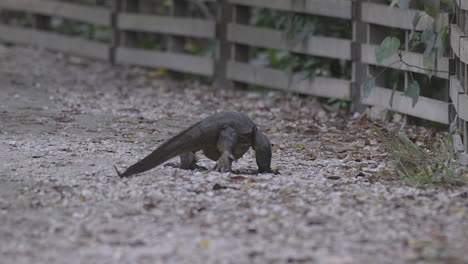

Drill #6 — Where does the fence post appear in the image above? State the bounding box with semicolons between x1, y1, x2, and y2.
463;10;468;158
214;0;232;87
168;0;188;78
168;0;187;52
231;4;250;89
110;0;120;64
351;0;367;113
121;0;140;47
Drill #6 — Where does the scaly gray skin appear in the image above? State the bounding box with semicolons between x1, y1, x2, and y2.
114;112;272;178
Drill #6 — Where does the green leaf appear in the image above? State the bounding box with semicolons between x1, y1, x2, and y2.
362;75;375;98
422;0;440;19
391;0;410;8
423;50;436;78
421;29;436;56
435;26;449;57
289;22;315;47
409;31;422;49
405;81;420;107
375;37;401;64
412;11;422;30
441;0;456;11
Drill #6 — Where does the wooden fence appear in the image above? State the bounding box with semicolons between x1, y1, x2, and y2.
451;0;468;165
0;0;466;163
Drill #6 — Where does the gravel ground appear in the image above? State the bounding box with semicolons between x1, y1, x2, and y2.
0;45;467;264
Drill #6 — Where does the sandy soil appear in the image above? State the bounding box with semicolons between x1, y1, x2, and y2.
0;45;467;264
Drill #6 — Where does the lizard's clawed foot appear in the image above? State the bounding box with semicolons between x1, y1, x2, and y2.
164;162;179;168
213;152;235;173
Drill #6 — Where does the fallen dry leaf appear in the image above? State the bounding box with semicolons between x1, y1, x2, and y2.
228;176;247;181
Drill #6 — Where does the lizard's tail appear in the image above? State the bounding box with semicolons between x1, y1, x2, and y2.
116;125;202;178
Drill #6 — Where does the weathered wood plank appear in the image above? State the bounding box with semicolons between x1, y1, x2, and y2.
450;24;468;64
116;47;214;76
215;0;233;85
451;24;461;59
0;0;110;26
450;75;464;111
0;25;109;60
361;44;449;79
228;0;352;19
362;86;449;124
461;152;468;166
226;61;351;99
227;24;352;60
362;2;448;31
458;0;468;11
453;133;465;153
118;13;215;38
351;0;367;112
459;93;468;121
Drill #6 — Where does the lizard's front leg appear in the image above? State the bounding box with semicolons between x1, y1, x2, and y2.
213;125;238;172
253;130;272;173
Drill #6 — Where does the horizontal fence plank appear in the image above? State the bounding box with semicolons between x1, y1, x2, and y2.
453;134;465;152
228;0;352;19
461;152;468;166
460;93;468;121
118;13;215;38
450;24;468;64
0;25;109;60
361;44;449;79
116;47;214;76
227;24;351;60
450;75;464;112
362;2;447;31
458;0;468;11
362;86;449;124
227;61;351;99
0;0;110;26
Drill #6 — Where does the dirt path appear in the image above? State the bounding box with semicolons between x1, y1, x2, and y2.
0;45;467;264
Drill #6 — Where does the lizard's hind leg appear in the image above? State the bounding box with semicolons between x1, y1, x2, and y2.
179;152;207;170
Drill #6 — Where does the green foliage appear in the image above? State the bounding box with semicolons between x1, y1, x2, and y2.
374;127;465;186
362;74;375;98
251;9;352;39
163;0;173;7
391;0;410;8
283;16;316;47
422;0;441;18
423;50;436;78
49;17;111;43
251;48;351;84
436;27;449;57
137;38;163;50
250;9;351;86
362;0;455;108
326;98;350;109
375;36;401;64
405;81;420;107
251;8;288;29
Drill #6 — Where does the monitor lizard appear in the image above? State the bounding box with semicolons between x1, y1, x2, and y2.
114;112;272;177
